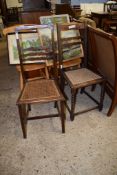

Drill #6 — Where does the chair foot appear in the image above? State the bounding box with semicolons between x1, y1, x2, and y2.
28;104;31;111
70;89;77;121
91;84;96;91
107;100;116;116
99;80;106;112
99;105;103;111
80;87;85;94
70;114;75;121
54;101;57;108
60;101;65;133
18;104;27;138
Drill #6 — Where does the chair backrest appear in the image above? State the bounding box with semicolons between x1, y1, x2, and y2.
57;22;87;69
3;24;21;36
88;26;117;97
15;24;56;84
109;11;117;20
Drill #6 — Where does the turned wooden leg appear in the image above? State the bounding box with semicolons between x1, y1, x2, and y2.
60;101;65;133
70;89;77;121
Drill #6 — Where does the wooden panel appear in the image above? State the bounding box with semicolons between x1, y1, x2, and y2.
19;10;52;24
22;0;46;11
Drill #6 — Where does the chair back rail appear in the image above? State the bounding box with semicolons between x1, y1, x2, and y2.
15;24;57;84
57;22;87;70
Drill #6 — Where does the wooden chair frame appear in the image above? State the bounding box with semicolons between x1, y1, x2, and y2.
57;22;106;121
15;24;65;138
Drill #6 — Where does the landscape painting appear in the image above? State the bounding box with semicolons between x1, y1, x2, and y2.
7;28;52;64
40;15;84;60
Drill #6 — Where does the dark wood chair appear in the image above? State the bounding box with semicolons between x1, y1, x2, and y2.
57;22;106;121
15;24;65;138
88;26;117;116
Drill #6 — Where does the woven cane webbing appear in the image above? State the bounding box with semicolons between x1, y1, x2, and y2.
65;68;101;86
19;79;61;103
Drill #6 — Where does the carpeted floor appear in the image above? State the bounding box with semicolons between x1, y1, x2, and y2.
0;40;117;175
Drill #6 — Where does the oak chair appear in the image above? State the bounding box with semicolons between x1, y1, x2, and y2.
88;26;117;116
15;24;65;138
57;22;106;121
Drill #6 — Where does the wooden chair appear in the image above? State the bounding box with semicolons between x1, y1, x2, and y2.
88;26;117;116
57;22;106;121
3;25;49;89
15;24;65;138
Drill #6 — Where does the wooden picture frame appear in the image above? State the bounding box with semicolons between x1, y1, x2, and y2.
40;15;84;60
7;28;51;65
40;14;70;25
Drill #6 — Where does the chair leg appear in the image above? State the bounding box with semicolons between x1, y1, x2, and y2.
60;73;65;92
28;104;31;111
18;104;27;138
54;101;57;108
107;97;117;116
60;101;65;133
70;89;77;121
80;87;85;94
99;81;106;111
91;84;96;91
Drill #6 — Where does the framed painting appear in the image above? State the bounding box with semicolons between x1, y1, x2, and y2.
40;14;70;25
7;28;52;65
40;15;84;60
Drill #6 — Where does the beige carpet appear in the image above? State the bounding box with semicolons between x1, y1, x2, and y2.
0;40;117;175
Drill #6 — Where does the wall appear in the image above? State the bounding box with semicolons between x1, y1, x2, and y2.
71;0;106;4
6;0;105;14
6;0;22;8
80;3;104;14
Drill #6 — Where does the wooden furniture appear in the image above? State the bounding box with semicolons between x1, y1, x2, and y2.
19;10;52;24
55;3;82;19
22;0;47;11
15;24;65;138
91;11;109;28
88;26;117;116
3;25;49;89
57;22;106;121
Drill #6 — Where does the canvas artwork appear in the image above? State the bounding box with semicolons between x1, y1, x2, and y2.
61;29;84;60
7;28;52;64
40;14;70;25
40;15;84;60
